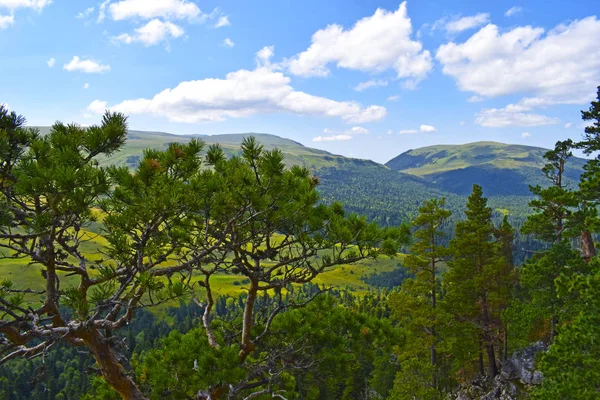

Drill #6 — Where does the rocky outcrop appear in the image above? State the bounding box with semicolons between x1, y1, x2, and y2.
448;342;546;400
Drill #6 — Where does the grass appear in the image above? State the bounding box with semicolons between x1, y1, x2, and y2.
0;229;406;316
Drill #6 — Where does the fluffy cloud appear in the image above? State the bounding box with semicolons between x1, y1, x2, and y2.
87;59;386;124
505;6;522;17
445;13;490;33
76;6;94;19
521;132;531;138
353;79;388;92
214;15;230;28
467;95;484;103
112;19;184;46
222;37;234;47
0;0;50;28
287;2;432;83
437;17;600;106
312;134;352;142
475;104;559;127
0;14;14;29
420;124;437;132
256;45;275;67
108;0;201;21
97;0;109;22
398;125;437;134
63;56;110;73
46;57;55;67
387;95;400;102
83;83;89;89
0;0;51;11
313;126;369;142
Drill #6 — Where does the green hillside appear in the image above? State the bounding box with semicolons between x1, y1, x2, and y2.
386;141;586;196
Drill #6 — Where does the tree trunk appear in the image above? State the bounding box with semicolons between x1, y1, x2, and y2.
503;323;508;362
478;340;484;376
197;274;220;350
431;254;437;391
550;314;558;343
81;329;147;400
239;279;258;362
481;296;498;378
485;342;498;378
580;230;595;262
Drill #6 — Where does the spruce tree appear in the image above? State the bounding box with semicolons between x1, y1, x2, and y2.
444;185;512;379
390;198;451;399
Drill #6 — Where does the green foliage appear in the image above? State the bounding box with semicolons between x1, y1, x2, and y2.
443;185;516;378
389;198;452;398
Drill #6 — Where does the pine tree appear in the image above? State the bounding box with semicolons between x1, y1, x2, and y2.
444;185;513;379
390;198;451;399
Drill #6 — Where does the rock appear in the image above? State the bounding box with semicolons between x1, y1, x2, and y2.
447;342;546;399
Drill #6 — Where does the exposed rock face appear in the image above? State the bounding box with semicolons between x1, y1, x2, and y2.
448;342;546;400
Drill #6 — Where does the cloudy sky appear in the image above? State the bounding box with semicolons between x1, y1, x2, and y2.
1;0;599;162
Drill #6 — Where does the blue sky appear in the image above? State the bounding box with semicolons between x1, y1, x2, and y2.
1;0;599;163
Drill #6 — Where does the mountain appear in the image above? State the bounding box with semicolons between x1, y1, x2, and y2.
33;127;450;224
386;141;587;196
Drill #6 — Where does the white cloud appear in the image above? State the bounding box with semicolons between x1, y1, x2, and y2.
287;2;432;84
87;100;107;114
222;37;234;47
313;126;369;142
436;17;600;107
256;45;275;67
76;6;94;19
387;95;400;102
398;125;437;134
46;57;55;67
521;132;531;138
0;0;51;11
475;105;559;127
565;122;573;128
63;56;110;73
313;134;352;142
346;126;369;135
112;19;184;46
460;121;465;126
214;15;229;28
445;13;490;33
0;14;14;29
387;129;393;135
353;79;388;92
505;6;522;17
420;124;437;132
97;0;109;22
87;60;386;124
467;95;484;103
108;0;201;21
83;83;89;89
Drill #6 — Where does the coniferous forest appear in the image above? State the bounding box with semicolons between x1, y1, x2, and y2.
1;88;600;400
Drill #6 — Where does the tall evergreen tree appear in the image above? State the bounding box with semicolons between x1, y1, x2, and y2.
443;185;513;379
390;198;451;399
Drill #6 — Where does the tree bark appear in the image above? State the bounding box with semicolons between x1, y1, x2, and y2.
239;279;258;362
580;230;595;262
481;296;498;378
80;329;147;400
430;252;437;391
550;314;558;344
478;340;484;377
503;323;508;362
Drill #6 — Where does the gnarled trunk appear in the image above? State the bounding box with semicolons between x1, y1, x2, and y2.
80;329;147;400
239;279;258;362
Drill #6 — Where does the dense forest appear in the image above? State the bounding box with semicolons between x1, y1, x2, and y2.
1;87;600;399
